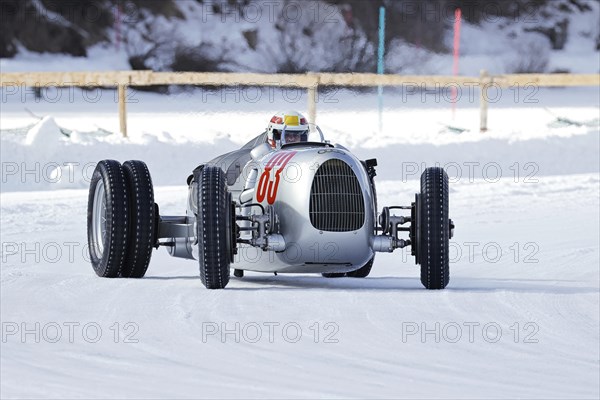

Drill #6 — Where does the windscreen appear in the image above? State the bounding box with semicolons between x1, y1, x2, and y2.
281;124;325;145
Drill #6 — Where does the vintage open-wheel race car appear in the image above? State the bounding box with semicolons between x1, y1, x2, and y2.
87;120;454;289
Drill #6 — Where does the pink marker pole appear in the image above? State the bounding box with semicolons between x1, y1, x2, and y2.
451;8;462;118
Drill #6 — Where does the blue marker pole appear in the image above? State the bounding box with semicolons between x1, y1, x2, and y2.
377;6;385;134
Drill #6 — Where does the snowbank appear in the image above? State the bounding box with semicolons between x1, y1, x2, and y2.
1;107;598;192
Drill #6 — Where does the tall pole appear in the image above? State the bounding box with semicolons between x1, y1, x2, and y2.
377;6;386;133
451;8;462;119
115;2;122;52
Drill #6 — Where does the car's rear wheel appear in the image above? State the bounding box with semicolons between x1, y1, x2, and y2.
121;160;156;278
87;160;129;278
195;166;232;289
418;167;450;289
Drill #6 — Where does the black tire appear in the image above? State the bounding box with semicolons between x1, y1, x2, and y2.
419;167;450;289
322;272;345;278
195;166;231;289
346;257;374;278
87;160;129;278
121;160;155;278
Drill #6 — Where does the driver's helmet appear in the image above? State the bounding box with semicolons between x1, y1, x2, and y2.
267;111;309;148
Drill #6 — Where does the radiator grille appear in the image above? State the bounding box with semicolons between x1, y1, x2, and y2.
309;159;365;232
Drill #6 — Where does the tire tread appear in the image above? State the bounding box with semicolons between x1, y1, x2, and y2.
196;166;230;289
419;167;450;289
121;160;155;278
87;160;129;278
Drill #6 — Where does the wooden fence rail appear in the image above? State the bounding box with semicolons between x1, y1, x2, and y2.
1;71;598;136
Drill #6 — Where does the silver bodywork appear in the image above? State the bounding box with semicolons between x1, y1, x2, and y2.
161;135;406;274
238;144;374;273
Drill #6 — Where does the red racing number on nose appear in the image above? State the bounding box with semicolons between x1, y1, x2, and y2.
255;151;297;204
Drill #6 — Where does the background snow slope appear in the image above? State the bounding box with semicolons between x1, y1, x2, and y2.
1;86;598;190
1;84;599;398
2;0;599;75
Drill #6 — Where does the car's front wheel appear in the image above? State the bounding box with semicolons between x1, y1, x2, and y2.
194;166;233;289
418;167;450;289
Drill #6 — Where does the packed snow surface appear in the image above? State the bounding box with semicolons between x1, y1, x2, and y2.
1;86;599;398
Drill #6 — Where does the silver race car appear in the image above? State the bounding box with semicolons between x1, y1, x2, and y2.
87;114;454;290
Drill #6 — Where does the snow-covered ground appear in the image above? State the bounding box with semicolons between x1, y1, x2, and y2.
1;175;598;399
1;85;599;398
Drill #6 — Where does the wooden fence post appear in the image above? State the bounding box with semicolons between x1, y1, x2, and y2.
1;71;598;137
306;73;319;124
479;69;489;132
118;84;127;138
307;85;317;124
